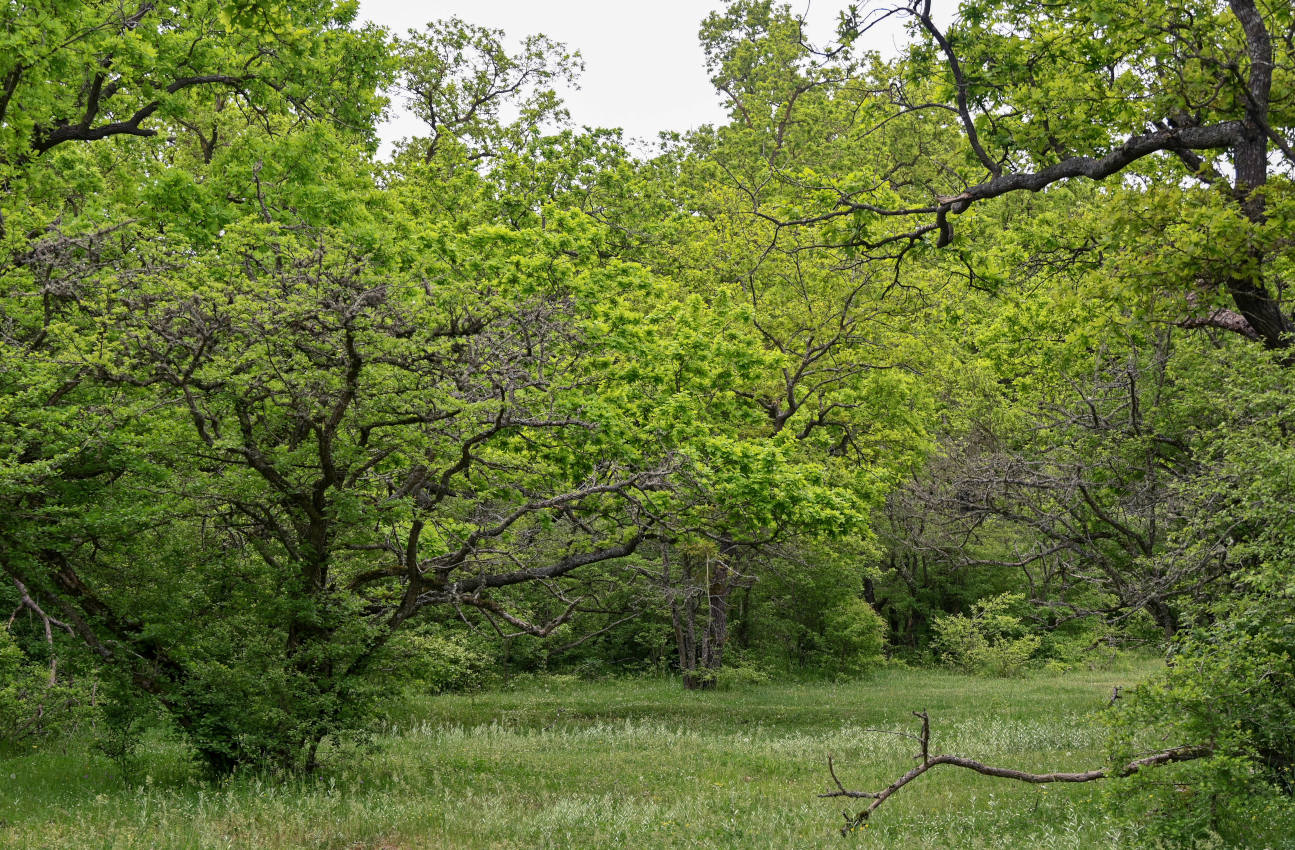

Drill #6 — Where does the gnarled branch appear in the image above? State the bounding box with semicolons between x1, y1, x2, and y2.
821;710;1211;834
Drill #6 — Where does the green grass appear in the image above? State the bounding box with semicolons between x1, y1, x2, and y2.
1;659;1163;849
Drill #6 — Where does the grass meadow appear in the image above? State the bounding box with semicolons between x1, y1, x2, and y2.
2;660;1163;849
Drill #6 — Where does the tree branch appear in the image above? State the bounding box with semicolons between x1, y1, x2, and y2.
911;0;1001;178
821;710;1211;833
31;74;251;156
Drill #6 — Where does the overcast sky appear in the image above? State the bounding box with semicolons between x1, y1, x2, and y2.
356;1;912;151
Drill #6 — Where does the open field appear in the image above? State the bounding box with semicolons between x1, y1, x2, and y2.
2;660;1164;849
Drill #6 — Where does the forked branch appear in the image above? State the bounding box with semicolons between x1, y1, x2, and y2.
821;710;1210;835
7;578;75;684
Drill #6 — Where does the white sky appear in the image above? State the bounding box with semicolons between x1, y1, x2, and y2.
356;1;913;151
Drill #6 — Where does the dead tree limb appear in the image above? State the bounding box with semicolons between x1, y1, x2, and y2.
7;579;75;684
821;710;1211;834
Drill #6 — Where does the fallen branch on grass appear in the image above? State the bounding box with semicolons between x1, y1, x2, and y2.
821;710;1210;835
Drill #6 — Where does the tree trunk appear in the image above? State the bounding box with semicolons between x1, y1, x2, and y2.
670;551;703;688
700;559;731;674
735;582;753;650
667;546;734;690
1146;597;1179;639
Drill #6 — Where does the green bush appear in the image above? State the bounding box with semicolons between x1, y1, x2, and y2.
821;598;887;674
1104;587;1295;847
1100;347;1295;846
0;628;97;748
931;593;1040;677
733;541;889;675
712;663;771;690
0;627;47;743
377;627;495;694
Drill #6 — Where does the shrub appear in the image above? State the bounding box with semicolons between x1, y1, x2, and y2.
931;593;1040;677
712;663;771;689
378;627;495;694
821;598;887;674
1104;588;1295;847
0;627;98;748
0;627;48;744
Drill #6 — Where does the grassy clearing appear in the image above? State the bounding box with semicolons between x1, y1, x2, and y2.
2;659;1162;849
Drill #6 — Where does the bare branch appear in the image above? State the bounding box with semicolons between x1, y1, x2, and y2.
910;0;1001;178
821;711;1211;833
7;579;75;684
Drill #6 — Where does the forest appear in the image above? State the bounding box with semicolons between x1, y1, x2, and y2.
2;1;1294;847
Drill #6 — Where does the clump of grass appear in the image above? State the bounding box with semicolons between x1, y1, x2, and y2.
1;661;1160;849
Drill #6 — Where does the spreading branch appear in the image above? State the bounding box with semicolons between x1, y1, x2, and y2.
30;74;252;157
821;710;1211;834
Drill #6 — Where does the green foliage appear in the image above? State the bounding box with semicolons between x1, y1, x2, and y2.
394;17;580;161
932;593;1041;677
1105;614;1295;847
710;663;772;690
820;597;887;674
730;545;878;675
0;628;57;746
1102;343;1295;846
0;626;98;750
376;626;495;695
3;8;1294;841
0;0;388;168
2;1;673;773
